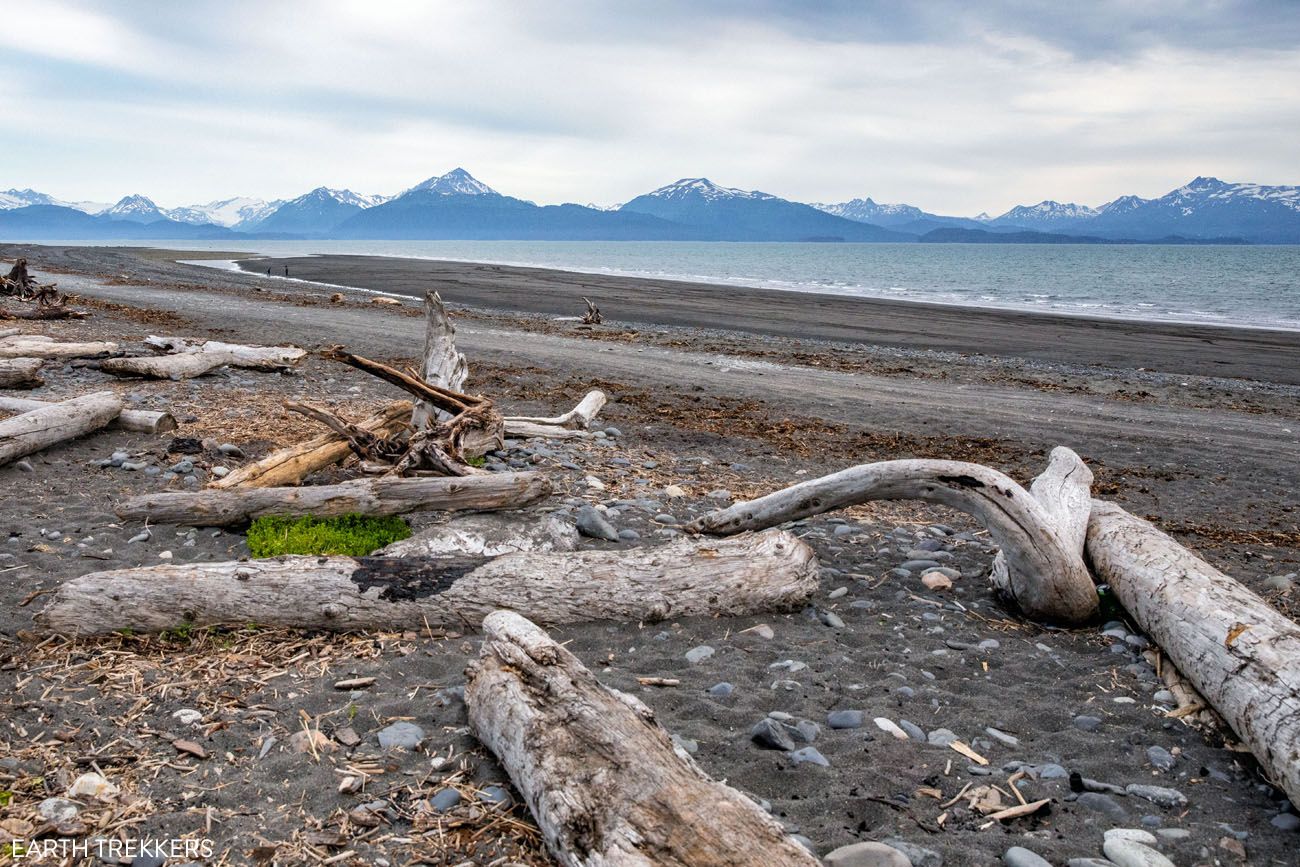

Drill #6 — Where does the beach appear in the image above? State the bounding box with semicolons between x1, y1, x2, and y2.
1;243;1298;864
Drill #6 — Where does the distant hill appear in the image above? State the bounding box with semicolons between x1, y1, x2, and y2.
101;194;170;223
813;197;985;231
621;178;911;242
252;187;388;234
0;204;242;240
918;227;1249;245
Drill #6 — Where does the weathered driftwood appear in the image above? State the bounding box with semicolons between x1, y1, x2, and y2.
0;396;175;433
0;358;43;389
580;296;602;325
692;453;1098;624
117;471;551;526
37;530;818;636
0;303;88;321
377;512;579;557
0;336;118;360
505;389;607;437
0;391;123;467
412;290;468;428
0;328;20;339
142;336;308;369
101;352;241;380
502;420;593;440
1086;500;1300;805
991;446;1093;598
210;400;412;489
466;610;820;867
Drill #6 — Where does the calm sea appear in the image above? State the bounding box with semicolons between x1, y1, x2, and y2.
50;239;1300;330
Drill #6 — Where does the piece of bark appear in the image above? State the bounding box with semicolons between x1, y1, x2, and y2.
1086;500;1300;805
376;512;579;557
505;390;607;430
692;455;1098;624
37;529;818;636
210;400;412;489
412;290;468;428
0;396;175;433
466;610;820;867
117;471;551;526
0;358;43;389
0;336;118;360
0;391;123;467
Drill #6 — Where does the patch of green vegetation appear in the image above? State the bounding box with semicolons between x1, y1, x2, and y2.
246;514;412;558
0;790;11;807
161;622;197;643
465;454;486;468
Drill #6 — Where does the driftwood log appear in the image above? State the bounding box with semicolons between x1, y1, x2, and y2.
1086;500;1300;805
377;512;579;557
103;338;307;380
692;450;1099;624
0;328;20;339
0;335;118;360
116;471;551;526
504;390;608;439
466;611;819;867
36;530;818;635
0;358;43;389
0;391;123;466
412;290;468;427
580;296;602;325
0;396;175;433
210;400;413;489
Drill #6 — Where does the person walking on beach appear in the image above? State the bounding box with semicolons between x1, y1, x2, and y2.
284;265;290;277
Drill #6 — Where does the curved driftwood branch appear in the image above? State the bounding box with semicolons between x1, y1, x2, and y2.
0;396;176;433
117;471;551;527
1086;500;1300;805
991;446;1093;596
0;391;123;466
412;290;468;428
37;530;818;636
505;389;607;432
692;453;1098;624
467;610;819;867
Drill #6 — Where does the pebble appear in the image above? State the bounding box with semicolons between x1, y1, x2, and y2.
751;718;795;751
1146;745;1176;771
921;571;952;591
685;645;715;664
900;559;941;572
1075;792;1128;819
477;785;512;806
37;797;79;822
1102;838;1175;867
426;787;461;812
707;682;734;698
217;443;244;457
14;459;32;472
1074;714;1103;731
68;771;118;801
1003;846;1052;867
827;710;865;729
376;721;424;750
926;728;957;746
898;720;926;741
882;839;941;867
172;708;203;725
1269;812;1300;831
1126;784;1187;808
575;505;620;542
1104;829;1157;846
822;841;911;867
790;746;829;767
985;726;1020;748
819;610;845;628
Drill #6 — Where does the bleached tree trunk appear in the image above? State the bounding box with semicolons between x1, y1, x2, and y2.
0;358;43;389
0;396;175;433
37;530;819;636
376;512;579;557
142;336;308;369
117;471;551;526
692;453;1098;624
502;420;592;440
0;336;118;359
0;391;123;466
505;390;607;430
0;328;20;339
210;401;413;489
466;611;820;867
1085;500;1300;805
412;291;468;428
990;446;1093;597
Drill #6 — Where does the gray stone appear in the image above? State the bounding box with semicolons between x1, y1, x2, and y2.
751;718;795;751
37;797;79;822
477;784;512;806
791;720;819;743
898;720;926;741
1003;846;1052;867
426;787;461;812
575;505;620;542
1074;714;1103;731
823;841;911;867
1066;860;1118;867
14;459;32;473
1126;784;1187;808
685;645;715;664
790;746;829;767
926;728;957;746
617;528;640;542
1076;792;1128;819
827;709;866;729
1152;690;1175;704
985;726;1020;748
1102;838;1175;867
218;443;245;458
883;838;941;867
1270;812;1300;831
1104;829;1156;846
1146;745;1176;771
376;721;424;750
819;610;846;628
900;559;941;572
707;682;734;698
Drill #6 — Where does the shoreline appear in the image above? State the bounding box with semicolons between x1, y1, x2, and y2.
228;252;1300;385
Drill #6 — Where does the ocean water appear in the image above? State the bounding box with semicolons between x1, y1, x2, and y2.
46;239;1300;330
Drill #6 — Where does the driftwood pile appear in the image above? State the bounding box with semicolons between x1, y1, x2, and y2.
1;258;88;320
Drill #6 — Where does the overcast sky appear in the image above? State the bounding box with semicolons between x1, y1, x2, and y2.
3;0;1298;215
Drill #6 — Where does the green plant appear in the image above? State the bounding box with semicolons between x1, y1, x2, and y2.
246;514;412;558
465;454;486;468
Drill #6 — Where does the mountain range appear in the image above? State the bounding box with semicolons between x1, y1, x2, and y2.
1;171;1297;244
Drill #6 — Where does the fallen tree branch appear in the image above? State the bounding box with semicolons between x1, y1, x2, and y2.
1086;500;1300;805
691;451;1099;624
36;529;818;635
117;471;551;526
466;610;819;866
0;391;123;467
504;389;607;430
0;396;175;433
0;335;119;360
0;358;44;389
142;336;307;369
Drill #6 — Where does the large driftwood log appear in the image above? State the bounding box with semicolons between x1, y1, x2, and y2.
36;530;819;636
0;358;43;389
210;400;412;489
117;471;551;526
0;391;123;466
467;611;820;867
412;290;468;428
0;396;176;433
1086;500;1300;805
0;328;20;339
504;389;607;440
0;336;118;359
692;453;1098;624
377;512;579;557
142;336;307;369
990;447;1093;598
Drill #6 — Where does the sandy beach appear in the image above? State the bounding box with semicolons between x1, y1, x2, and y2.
1;244;1297;865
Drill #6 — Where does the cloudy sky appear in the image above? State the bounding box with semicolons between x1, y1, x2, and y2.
3;0;1298;214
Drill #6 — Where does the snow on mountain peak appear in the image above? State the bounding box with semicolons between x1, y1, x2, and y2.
647;178;777;202
407;168;498;197
102;194;167;222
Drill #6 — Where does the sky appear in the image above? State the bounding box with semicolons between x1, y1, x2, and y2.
2;0;1298;215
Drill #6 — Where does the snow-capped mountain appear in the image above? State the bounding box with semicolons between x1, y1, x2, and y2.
812;197;927;224
0;189;110;214
1085;177;1300;242
1096;194;1150;216
166;197;286;228
251;187;388;234
991;200;1100;229
101;194;169;223
636;177;778;203
404;168;499;197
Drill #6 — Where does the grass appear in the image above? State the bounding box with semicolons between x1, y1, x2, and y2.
246;514;412;558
